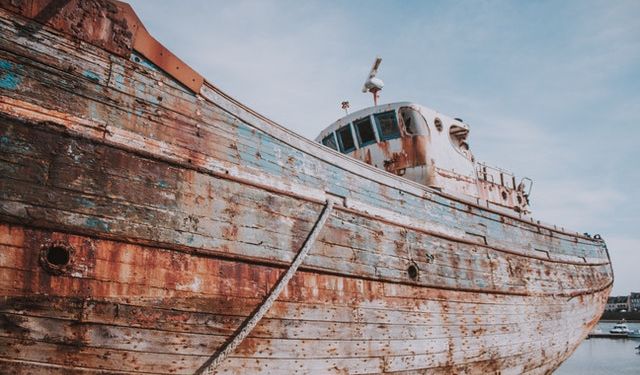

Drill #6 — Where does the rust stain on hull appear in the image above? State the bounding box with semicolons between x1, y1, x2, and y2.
0;1;613;374
0;223;612;374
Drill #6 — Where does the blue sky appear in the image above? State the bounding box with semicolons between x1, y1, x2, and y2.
128;0;639;296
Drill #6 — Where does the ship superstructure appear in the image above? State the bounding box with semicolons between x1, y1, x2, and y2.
316;62;531;213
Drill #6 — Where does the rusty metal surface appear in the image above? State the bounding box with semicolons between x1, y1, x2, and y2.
0;1;613;374
0;0;133;55
0;0;203;92
113;1;204;93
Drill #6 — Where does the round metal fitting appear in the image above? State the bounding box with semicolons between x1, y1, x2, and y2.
407;263;419;280
39;240;74;275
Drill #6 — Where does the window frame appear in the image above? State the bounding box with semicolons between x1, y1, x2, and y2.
374;110;401;141
353;116;378;148
336;124;357;153
321;132;339;151
448;123;472;160
398;106;429;136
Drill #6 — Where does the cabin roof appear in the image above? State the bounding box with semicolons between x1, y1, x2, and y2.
315;101;469;142
315;102;415;142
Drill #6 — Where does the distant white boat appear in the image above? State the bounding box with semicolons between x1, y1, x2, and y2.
610;323;631;334
628;329;640;338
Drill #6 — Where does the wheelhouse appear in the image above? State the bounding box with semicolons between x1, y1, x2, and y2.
315;102;532;213
317;104;429;151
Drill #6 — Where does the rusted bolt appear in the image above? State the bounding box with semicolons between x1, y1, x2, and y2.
407;264;419;280
40;241;74;275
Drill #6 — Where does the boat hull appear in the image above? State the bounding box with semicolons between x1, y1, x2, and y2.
0;1;613;374
0;222;611;374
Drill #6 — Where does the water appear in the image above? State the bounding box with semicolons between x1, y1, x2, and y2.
555;322;640;374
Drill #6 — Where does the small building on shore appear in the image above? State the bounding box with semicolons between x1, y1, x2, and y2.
606;296;630;312
630;292;640;312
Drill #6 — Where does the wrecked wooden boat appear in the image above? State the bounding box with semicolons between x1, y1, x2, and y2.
0;1;613;374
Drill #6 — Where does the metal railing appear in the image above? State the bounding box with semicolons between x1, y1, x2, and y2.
476;162;533;195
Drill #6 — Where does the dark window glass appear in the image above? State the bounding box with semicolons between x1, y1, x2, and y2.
374;111;400;141
337;125;356;153
321;133;338;150
354;116;376;147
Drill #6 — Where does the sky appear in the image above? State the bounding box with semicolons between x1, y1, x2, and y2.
127;0;639;296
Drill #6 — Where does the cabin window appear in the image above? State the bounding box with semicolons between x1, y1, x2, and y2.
321;133;338;151
399;107;428;135
374;111;400;141
354;116;377;147
337;125;356;153
449;124;472;160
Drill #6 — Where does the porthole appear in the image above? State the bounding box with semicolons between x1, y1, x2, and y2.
40;241;74;275
47;246;69;266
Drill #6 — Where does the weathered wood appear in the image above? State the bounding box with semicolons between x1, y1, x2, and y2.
0;222;609;373
197;200;333;373
0;29;604;266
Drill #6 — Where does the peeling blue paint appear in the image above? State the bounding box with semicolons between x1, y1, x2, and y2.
82;70;100;83
157;180;169;188
131;52;160;72
113;72;126;90
0;135;33;155
87;101;101;122
0;59;20;90
85;217;110;232
129;52;192;94
77;197;96;208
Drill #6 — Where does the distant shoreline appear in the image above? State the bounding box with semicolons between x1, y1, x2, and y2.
600;311;640;322
599;319;640;323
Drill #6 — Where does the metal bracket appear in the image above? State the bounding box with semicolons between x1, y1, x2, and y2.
195;199;335;374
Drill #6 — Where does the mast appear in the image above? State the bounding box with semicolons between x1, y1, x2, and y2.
361;57;384;106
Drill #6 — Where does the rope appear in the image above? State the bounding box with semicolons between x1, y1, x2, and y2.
195;199;334;374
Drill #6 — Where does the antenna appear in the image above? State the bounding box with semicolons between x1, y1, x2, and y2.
362;57;384;106
341;101;350;115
